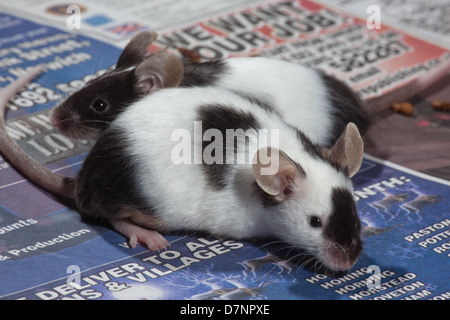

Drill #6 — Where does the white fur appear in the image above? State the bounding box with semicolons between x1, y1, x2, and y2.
216;57;333;144
112;86;352;253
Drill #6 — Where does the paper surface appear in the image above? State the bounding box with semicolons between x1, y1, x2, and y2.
149;0;450;105
1;155;449;300
0;2;449;300
0;0;260;41
317;0;450;49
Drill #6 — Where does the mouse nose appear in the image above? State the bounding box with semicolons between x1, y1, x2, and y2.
51;117;60;127
322;239;362;272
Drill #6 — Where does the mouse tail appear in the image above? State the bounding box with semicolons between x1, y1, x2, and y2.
0;66;74;198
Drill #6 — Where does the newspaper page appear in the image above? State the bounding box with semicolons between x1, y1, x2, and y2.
0;3;449;301
1;147;449;300
147;0;450;110
317;0;450;50
0;0;262;42
2;0;449;108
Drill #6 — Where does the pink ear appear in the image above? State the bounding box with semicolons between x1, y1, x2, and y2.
323;122;364;177
133;53;184;96
135;75;162;95
252;147;303;201
116;31;158;68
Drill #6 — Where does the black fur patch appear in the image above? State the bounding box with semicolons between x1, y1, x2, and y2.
253;182;281;208
290;124;343;174
196;104;261;190
230;91;276;115
324;187;362;260
57;69;141;134
318;71;370;146
181;60;228;87
74;127;153;222
58;60;228;135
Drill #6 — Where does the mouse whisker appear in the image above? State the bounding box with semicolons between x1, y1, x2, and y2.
299;256;319;272
249;239;285;254
82;119;110;125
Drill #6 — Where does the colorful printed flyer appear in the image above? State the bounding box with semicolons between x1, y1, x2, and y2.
1;154;449;300
0;6;449;300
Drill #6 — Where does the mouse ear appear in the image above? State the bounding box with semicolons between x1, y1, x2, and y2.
116;31;159;68
252;147;304;201
323;122;364;178
133;53;184;95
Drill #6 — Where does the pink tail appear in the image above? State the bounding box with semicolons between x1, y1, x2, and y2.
0;66;73;198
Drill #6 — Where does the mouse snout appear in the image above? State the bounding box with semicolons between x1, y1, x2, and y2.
51;115;61;128
50;113;68;130
321;238;362;271
50;107;63;127
50;108;78;131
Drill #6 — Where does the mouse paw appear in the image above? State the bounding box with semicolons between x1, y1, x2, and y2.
129;228;170;251
112;218;170;251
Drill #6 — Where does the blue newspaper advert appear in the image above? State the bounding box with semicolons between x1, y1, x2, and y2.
1;153;449;300
0;10;449;300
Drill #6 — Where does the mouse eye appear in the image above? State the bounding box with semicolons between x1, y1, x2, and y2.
309;216;322;228
91;98;109;113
